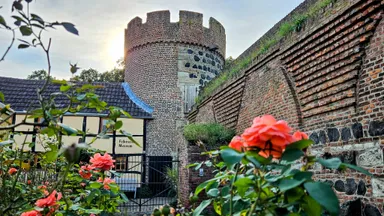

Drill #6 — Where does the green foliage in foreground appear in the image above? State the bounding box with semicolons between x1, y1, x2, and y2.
195;0;336;105
188;140;372;216
183;123;235;150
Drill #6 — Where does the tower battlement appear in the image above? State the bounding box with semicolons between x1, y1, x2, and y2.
125;10;226;58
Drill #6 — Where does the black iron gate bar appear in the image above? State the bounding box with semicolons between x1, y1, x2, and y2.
113;154;179;213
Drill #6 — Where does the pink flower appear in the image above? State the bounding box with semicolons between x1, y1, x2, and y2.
90;153;115;171
80;182;86;187
79;165;93;179
228;136;244;152
292;131;309;141
241;115;295;159
20;210;42;216
35;190;62;208
98;177;115;190
8;168;17;175
38;185;49;196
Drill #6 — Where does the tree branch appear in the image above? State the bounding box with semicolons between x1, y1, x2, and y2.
0;29;15;62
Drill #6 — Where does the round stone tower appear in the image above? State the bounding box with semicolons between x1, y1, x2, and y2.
124;10;226;156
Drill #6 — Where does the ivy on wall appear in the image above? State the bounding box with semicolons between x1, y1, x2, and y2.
195;0;336;105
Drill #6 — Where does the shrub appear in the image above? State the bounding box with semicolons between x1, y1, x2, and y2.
183;123;235;150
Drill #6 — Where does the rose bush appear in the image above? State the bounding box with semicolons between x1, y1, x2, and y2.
0;1;134;215
185;115;372;216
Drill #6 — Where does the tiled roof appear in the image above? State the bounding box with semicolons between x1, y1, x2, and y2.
0;76;153;118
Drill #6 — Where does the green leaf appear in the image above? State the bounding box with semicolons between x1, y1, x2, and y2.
18;43;29;49
121;110;132;118
120;130;141;147
19;26;32;36
316;158;341;169
58;123;78;135
278;178;306;192
193;199;212;216
304;182;339;215
109;170;122;177
120;192;129;202
221;148;244;167
234;177;253;197
109;183;119;194
245;151;271;167
115;120;123;130
60;85;71;92
76;94;86;100
84;209;102;214
89;182;102;189
286;139;313;150
52;79;67;85
302;195;322;216
207;188;220;197
0;15;6;27
341;163;372;176
61;22;79;35
195;181;210;195
44;150;58;162
282;149;304;162
293;171;313;181
0;91;4;102
0;140;14;146
285;187;305;203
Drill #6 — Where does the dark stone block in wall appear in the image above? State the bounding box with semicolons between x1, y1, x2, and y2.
345;178;357;195
309;132;319;144
340;199;362;216
319;130;327;144
193;64;197;69
198;51;203;56
203;58;206;63
185;62;190;67
207;67;210;72
187;49;193;54
194;55;200;62
199;79;203;85
327;128;340;142
364;205;381;216
211;61;216;66
207;76;211;80
369;121;384;136
357;180;366;195
341;127;352;141
340;151;356;165
203;66;207;71
201;74;206;79
335;180;345;192
198;65;202;70
352;123;363;138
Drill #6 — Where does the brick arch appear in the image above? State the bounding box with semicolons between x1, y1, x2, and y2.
236;59;302;132
280;65;303;129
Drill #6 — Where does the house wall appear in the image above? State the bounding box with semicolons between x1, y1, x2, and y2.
12;114;145;155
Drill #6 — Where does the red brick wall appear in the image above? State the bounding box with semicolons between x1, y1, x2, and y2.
189;0;384;213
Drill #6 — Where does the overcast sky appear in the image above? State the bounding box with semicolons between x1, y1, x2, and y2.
0;0;303;80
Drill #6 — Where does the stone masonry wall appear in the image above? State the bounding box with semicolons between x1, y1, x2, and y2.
189;0;384;214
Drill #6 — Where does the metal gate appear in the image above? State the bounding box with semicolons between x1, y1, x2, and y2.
114;154;179;214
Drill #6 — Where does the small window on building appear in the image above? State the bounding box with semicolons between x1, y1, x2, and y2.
99;118;113;133
115;156;126;171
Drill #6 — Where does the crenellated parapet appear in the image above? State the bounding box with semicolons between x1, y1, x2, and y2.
124;10;226;58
